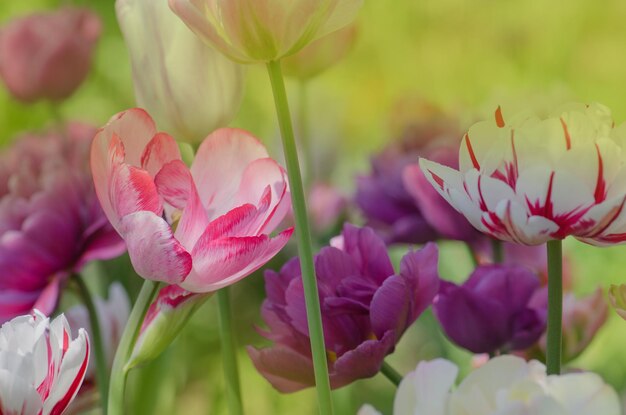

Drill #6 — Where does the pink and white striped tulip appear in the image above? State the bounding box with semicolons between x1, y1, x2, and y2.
91;108;292;292
168;0;363;64
419;102;626;245
0;311;90;415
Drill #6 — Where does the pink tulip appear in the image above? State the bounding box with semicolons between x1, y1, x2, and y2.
0;123;126;323
0;310;90;415
91;108;293;292
0;7;101;103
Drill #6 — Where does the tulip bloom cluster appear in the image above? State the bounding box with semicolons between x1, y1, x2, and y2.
249;225;439;391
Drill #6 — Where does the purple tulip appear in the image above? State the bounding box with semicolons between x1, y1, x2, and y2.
248;224;439;392
433;265;546;354
356;120;479;244
0;124;126;323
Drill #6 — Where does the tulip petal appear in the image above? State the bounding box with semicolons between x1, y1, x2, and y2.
140;132;182;177
394;359;457;415
246;345;315;393
154;160;209;250
119;211;192;284
43;328;89;415
190;128;269;219
183;228;294;293
332;331;395;387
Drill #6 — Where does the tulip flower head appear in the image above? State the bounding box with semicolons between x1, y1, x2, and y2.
361;356;621;415
0;124;125;323
168;0;364;64
248;224;439;392
116;0;244;143
357;114;479;244
0;7;101;102
91;108;292;292
433;265;546;354
0;311;90;415
420;102;626;245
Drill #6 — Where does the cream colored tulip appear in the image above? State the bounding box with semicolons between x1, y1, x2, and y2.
168;0;363;64
116;0;244;143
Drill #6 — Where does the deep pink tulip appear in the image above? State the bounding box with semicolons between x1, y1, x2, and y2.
0;7;101;102
91;108;293;292
0;124;125;323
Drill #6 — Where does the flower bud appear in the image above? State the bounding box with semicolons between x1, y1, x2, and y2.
116;0;244;143
127;286;210;370
0;7;101;102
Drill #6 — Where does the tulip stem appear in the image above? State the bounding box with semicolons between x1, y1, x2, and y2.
217;288;244;415
491;239;504;263
266;60;334;415
73;274;109;412
380;361;402;387
546;239;563;375
108;279;160;415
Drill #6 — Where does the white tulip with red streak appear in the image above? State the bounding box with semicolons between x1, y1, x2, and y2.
0;311;90;415
420;102;626;245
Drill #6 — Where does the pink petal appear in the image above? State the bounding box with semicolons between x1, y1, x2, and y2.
119;211;192;284
140;132;182;177
246;345;315;393
182;228;294;293
110;160;163;220
154;160;209;249
190;128;270;219
236;158;290;233
99;108;158;167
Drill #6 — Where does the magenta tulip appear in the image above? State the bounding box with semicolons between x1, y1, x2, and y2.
248;224;439;392
0;124;125;323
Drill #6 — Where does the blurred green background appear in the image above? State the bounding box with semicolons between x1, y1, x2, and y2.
2;0;626;413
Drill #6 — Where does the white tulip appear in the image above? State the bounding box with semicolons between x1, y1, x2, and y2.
0;311;90;415
116;0;244;143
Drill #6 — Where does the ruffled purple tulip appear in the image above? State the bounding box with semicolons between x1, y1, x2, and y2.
433;264;546;354
248;224;439;392
0;124;126;323
356;118;479;244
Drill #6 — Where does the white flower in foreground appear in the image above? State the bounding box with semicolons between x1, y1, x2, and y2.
420;102;626;245
0;310;90;415
359;356;621;415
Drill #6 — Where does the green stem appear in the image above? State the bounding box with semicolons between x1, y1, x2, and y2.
464;242;479;268
217;288;243;415
266;60;333;415
546;240;563;375
491;238;504;263
108;280;160;415
73;274;109;412
298;80;314;189
380;361;402;387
